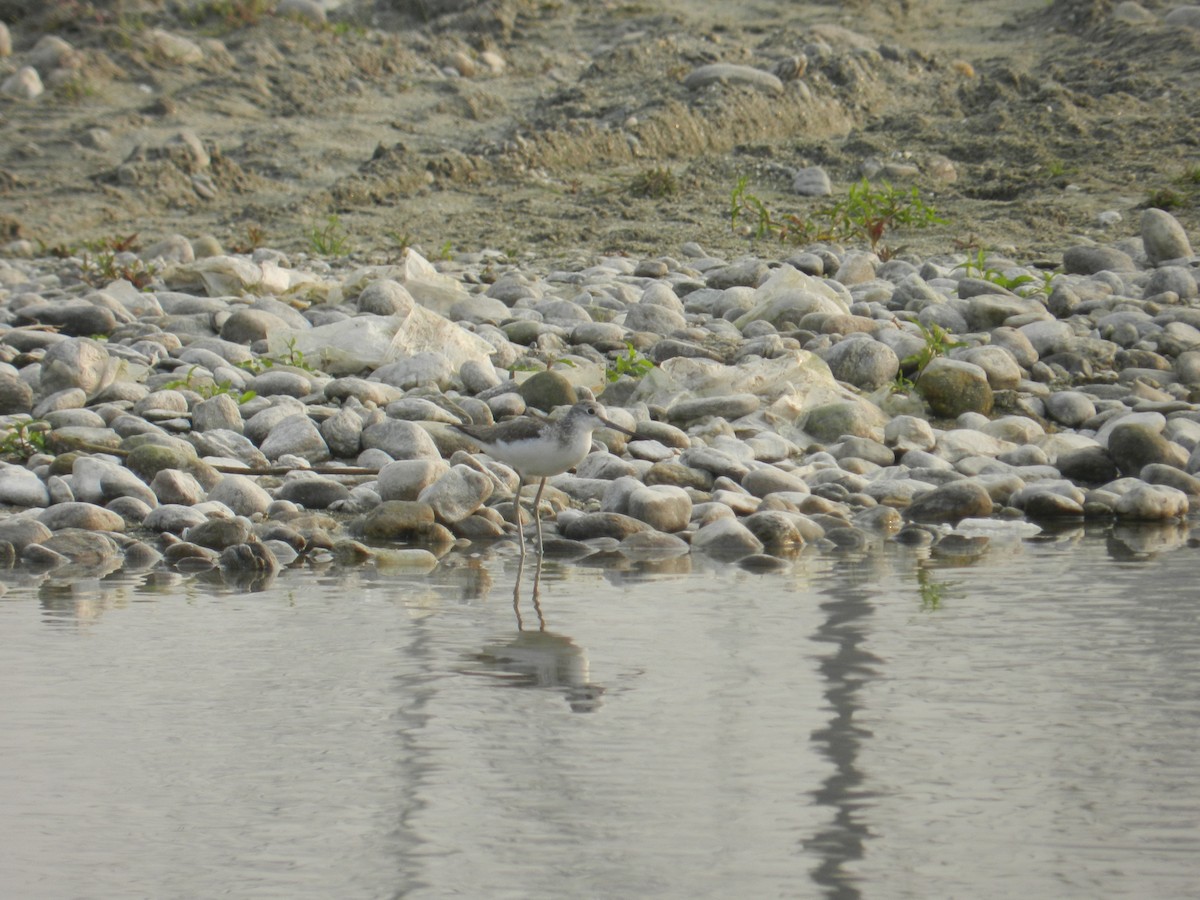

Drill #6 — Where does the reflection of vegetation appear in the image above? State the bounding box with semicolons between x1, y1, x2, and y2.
916;565;952;612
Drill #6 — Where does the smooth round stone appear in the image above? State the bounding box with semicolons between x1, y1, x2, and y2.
417;465;493;524
831;436;894;467
361;419;445;461
16;300;118;337
1055;446;1118;485
207;474;273;518
0;465;51;507
260;414;331;464
917;357;993;417
956;345;1023;389
243;398;307;443
742;465;809;498
691;517;765;559
0;517;53;551
801;400;885;443
626;484;691;533
516;370;577;412
185;517;253;551
190;429;270;470
1016;485;1086;518
905;480;993;523
37;501;125;532
792;166;832;197
625;301;686;335
34;388;89;419
276;475;352;510
220;309;291;344
191;393;244;433
1105;421;1188;476
1141;208;1193;264
1062;246;1136;275
249;370;314;399
560;512;651;541
320;407;364;459
0;374;34;413
822;338;899;390
644;459;714;491
150;469;206;506
322;377;401;406
374;352;455;392
41;529;122;566
1114;483;1188;520
220;541;280;575
377;459;450;502
1140;463;1200;497
22;543;66;568
1044;390;1097;428
679;447;750;481
143;504;208;534
742;510;806;549
1146;265;1198;300
359;501;444;542
884;415;936;453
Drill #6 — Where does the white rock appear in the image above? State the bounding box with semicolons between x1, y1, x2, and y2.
417;465;494;523
1;67;44;100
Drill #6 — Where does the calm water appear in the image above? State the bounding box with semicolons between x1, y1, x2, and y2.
2;523;1199;899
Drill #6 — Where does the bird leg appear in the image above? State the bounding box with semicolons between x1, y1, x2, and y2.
531;477;547;559
514;474;526;562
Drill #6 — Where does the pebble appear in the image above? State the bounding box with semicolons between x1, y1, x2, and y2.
0;217;1195;584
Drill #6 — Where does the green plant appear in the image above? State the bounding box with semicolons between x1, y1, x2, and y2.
163;366;257;404
181;0;273;31
730;176;945;252
77;234;158;290
606;342;655;382
438;240;455;260
916;566;951;612
306;214;351;256
955;248;1046;297
1145;163;1200;210
899;319;966;385
0;419;49;460
238;338;318;375
630;167;679;199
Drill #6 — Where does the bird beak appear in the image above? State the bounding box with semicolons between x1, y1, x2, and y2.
599;416;651;442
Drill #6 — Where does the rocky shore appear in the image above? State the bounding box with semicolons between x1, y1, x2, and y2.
1;203;1199;588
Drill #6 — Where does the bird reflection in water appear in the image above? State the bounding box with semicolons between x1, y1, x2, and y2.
468;625;605;713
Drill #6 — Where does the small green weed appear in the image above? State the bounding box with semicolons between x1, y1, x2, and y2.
238;338;318;375
76;233;158;289
731;176;945;253
181;0;273;31
606;342;655;383
916;566;952;612
955;248;1048;297
1145;163;1200;210
897;319;966;387
306;215;351;257
163;366;257;404
0;419;49;461
629;167;679;199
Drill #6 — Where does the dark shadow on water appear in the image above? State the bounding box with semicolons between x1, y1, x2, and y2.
804;553;884;900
